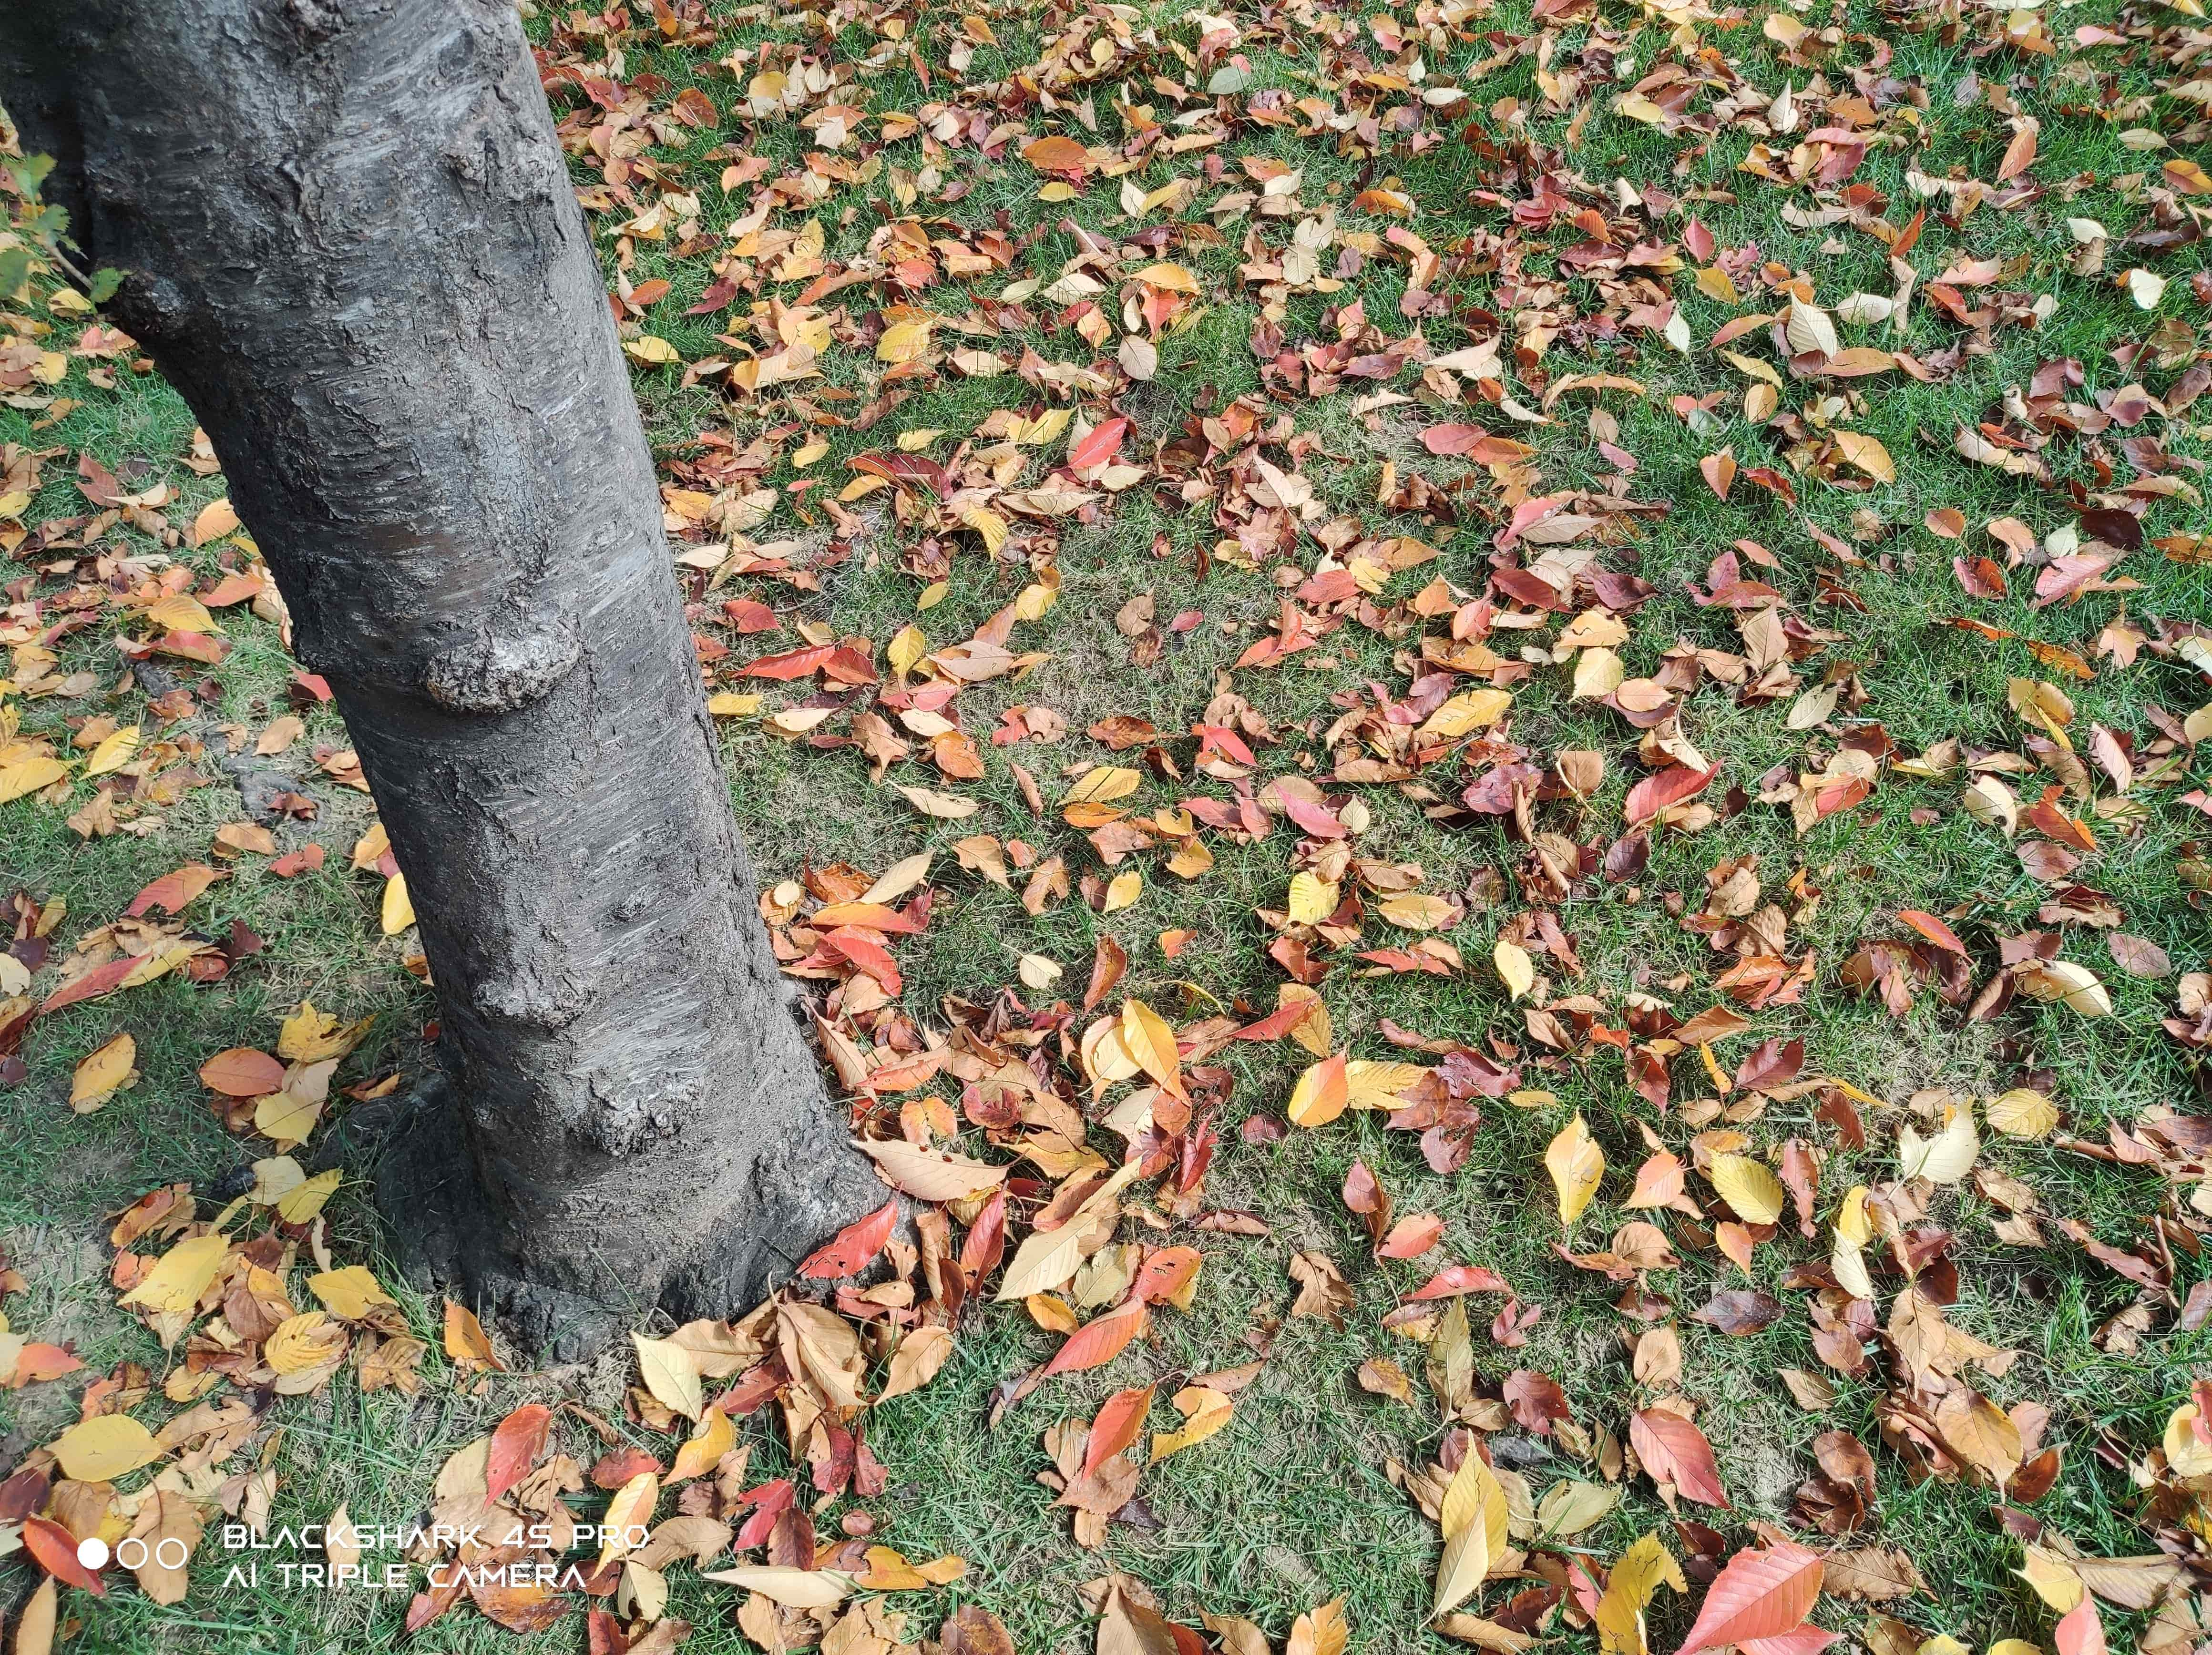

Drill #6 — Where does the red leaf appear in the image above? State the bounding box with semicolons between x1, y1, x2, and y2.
1070;417;1130;470
23;1513;105;1594
1043;1300;1147;1375
1631;1408;1730;1508
486;1403;552;1504
960;1189;1007;1290
1897;908;1968;955
1732;1037;1804;1094
588;1446;662;1489
1674;1541;1820;1655
1407;1264;1512;1300
1624;763;1720;825
1083;1384;1156;1476
1234;998;1320;1042
797;1199;900;1279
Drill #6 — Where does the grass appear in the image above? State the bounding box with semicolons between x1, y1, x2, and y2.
4;0;2212;1646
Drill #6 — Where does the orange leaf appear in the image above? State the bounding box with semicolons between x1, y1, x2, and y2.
1083;1384;1156;1476
1896;909;1967;955
197;1047;287;1098
23;1514;105;1594
123;863;220;918
1700;449;1736;500
1132;1245;1201;1304
1043;1300;1147;1375
1022;136;1090;174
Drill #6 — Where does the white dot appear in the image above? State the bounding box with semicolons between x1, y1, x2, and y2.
75;1537;110;1571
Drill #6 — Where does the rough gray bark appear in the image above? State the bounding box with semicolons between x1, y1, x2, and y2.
0;0;880;1357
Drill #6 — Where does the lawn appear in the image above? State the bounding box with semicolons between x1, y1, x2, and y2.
3;0;2212;1650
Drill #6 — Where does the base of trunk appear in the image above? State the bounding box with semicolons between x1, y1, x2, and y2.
358;1067;882;1362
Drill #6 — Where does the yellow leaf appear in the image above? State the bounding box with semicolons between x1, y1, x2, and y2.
1120;999;1184;1098
599;1471;659;1565
1545;1115;1604;1226
995;1163;1143;1303
701;1566;856;1607
2166;1402;2212;1476
307;1264;395;1319
71;1032;137;1112
1288;1052;1350;1128
1707;1152;1785;1225
1288;872;1339;925
1572;646;1625;700
1492;939;1535;1002
1831;1232;1876;1301
1433;1451;1508;1615
1103;869;1141;912
255;1087;322;1150
2017;1544;2085;1612
1899;1105;1979;1184
1064;766;1142;807
2016;959;2113;1017
84;724;142;777
144;593;217;634
1832;430;1895;483
1987;1088;2059;1140
959;502;1009;555
188;497;240;546
278;1000;372;1062
633;1333;705;1421
707;691;761;716
1379;894;1453;931
1135;262;1198;293
876;319;934;364
888;624;928;678
51;1413;159;1481
1150;1385;1234;1461
0;756;69;804
381;870;414;935
1415;690;1511;742
1344;1060;1429;1111
671;1407;736;1482
119;1232;230;1317
275;1168;343;1224
1594;1532;1686;1655
624;335;681;365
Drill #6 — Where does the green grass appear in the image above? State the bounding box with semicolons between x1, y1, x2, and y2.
5;0;2212;1646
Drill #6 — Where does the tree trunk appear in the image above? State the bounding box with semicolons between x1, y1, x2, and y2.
0;0;881;1357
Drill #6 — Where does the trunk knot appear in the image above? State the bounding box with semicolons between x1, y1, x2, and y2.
422;620;580;714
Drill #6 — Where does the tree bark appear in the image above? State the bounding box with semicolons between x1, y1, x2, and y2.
0;0;880;1357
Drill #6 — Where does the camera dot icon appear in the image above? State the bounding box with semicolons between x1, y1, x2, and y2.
76;1537;111;1570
